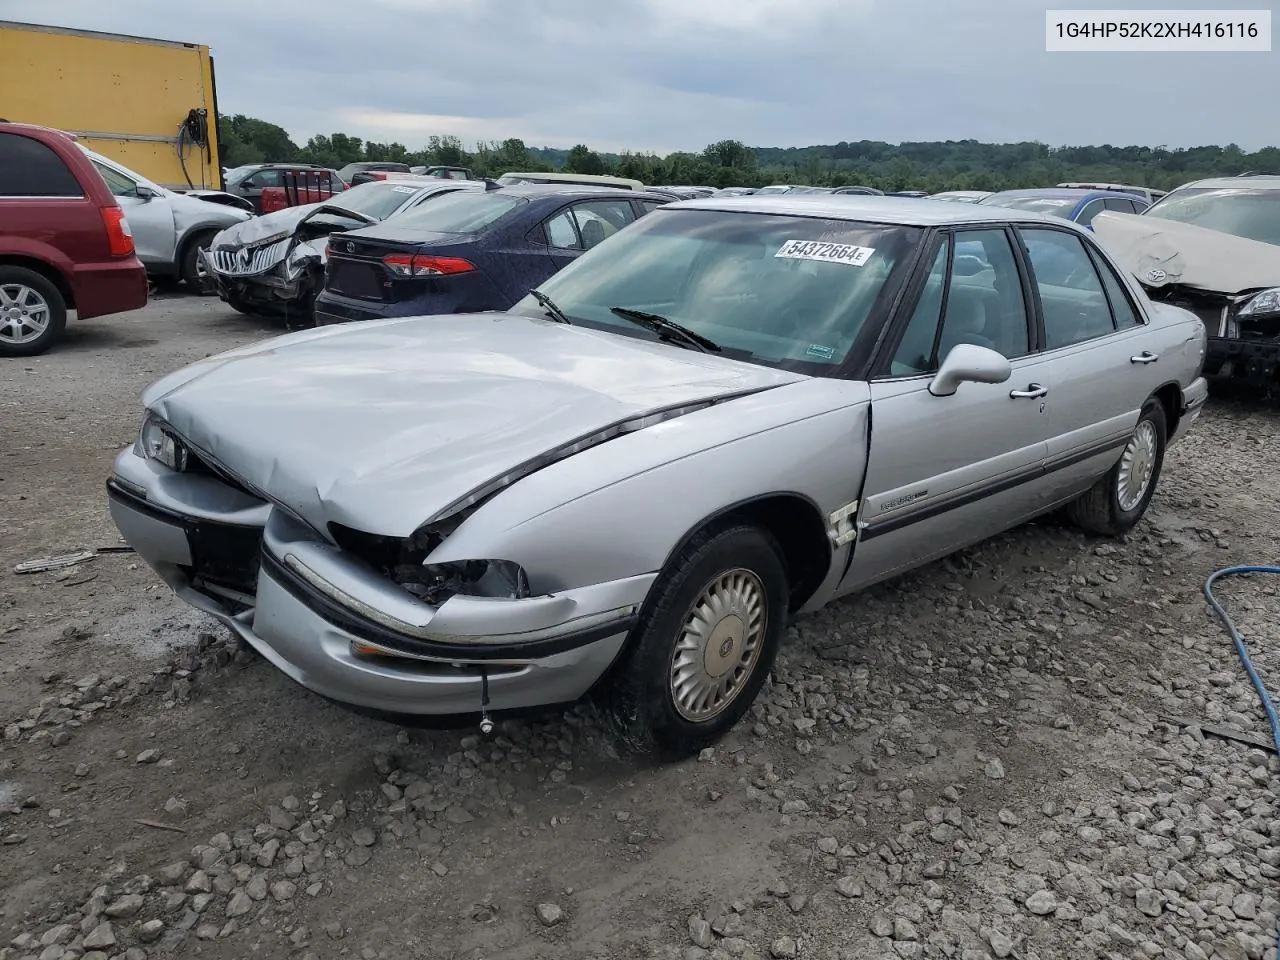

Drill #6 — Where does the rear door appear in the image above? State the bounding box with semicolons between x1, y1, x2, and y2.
1013;225;1168;502
841;227;1055;594
540;198;639;269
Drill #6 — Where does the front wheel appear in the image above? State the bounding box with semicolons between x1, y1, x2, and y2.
604;524;788;757
1067;399;1167;536
180;233;217;293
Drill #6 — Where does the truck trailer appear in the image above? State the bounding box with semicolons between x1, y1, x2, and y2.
0;20;223;191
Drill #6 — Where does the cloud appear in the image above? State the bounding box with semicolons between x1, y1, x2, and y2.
2;0;1275;152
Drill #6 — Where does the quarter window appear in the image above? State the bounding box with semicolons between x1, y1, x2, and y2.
544;210;579;249
0;132;84;197
1088;245;1143;328
1020;228;1115;348
91;160;138;198
1075;198;1106;227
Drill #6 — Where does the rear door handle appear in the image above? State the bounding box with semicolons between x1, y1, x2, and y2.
1131;351;1159;364
1010;383;1048;399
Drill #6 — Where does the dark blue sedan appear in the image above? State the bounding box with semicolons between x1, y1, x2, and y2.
978;188;1149;230
314;184;672;326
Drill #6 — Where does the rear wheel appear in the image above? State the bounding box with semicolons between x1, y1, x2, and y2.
0;266;67;357
604;524;788;756
1067;399;1167;536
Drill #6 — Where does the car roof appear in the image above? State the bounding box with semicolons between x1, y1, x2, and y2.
1172;174;1280;191
984;188;1110;200
494;183;671;201
668;193;1069;227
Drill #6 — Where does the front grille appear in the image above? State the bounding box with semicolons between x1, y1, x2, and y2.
209;237;292;277
1151;288;1230;337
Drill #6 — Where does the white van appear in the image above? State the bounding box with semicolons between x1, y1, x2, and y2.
496;171;646;191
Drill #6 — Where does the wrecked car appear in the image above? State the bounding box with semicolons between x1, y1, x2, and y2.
203;177;488;323
107;195;1206;756
1093;175;1280;389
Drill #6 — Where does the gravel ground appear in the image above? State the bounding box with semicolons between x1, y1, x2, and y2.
1;296;1278;960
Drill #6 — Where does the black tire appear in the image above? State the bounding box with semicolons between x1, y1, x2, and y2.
179;232;217;293
603;524;788;757
0;266;67;357
1067;398;1167;536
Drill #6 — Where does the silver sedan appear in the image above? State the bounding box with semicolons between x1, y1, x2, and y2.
107;195;1208;757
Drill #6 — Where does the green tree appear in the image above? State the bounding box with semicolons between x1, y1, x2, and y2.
565;144;606;174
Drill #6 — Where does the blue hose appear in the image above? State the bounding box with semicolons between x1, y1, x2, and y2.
1202;564;1280;959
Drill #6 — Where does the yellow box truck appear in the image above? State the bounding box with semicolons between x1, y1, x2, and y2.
0;20;223;190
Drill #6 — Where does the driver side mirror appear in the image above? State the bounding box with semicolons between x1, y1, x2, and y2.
135;185;158;201
928;344;1012;397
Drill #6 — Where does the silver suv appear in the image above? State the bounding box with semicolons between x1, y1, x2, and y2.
81;147;251;289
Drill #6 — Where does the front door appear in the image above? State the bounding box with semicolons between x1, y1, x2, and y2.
839;227;1056;595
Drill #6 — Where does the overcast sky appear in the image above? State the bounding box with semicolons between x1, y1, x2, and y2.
7;0;1276;153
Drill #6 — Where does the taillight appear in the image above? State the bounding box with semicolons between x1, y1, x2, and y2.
101;206;135;257
381;253;475;277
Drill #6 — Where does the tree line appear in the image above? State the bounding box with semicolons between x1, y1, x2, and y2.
218;114;1280;192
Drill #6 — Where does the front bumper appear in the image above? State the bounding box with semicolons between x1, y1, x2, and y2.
1204;337;1280;387
106;446;649;715
204;249;317;313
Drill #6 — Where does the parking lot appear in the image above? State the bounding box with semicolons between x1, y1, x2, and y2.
2;297;1279;960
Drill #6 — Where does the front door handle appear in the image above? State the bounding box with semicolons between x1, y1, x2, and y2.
1131;351;1159;364
1010;383;1048;399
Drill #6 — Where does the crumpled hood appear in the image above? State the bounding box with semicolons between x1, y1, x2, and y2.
143;313;806;537
1093;211;1280;294
213;203;323;249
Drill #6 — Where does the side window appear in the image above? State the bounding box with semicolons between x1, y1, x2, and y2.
92;160;138;198
544;210;580;249
0;132;84;197
937;229;1029;360
571;200;635;250
637;199;665;215
1131;199;1149;214
251;169;282;188
889;240;949;376
1075;199;1106;227
1102;197;1133;214
1087;244;1143;328
1020;228;1115;349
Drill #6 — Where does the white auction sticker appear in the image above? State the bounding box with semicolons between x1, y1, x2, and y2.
391;185;417;194
775;239;875;266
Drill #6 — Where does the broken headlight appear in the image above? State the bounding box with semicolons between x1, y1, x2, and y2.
1238;287;1280;321
397;559;530;605
137;415;188;471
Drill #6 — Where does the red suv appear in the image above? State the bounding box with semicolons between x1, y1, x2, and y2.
0;122;149;356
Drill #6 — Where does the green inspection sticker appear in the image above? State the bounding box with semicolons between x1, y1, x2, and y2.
806;344;836;360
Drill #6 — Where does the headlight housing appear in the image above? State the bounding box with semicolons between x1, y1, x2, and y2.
1237;287;1280;320
137;415;188;471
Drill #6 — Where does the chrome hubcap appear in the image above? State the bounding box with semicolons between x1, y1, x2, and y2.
669;569;766;723
0;284;51;345
1117;419;1158;512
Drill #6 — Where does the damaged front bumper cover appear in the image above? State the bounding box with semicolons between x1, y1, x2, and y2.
201;243;322;313
106;446;649;715
1205;336;1280;387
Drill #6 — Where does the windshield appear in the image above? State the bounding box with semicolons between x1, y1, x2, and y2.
512;208;921;375
757;185;792;194
1144;187;1280;246
223;165;260;186
376;190;524;233
982;195;1079;216
320;181;446;221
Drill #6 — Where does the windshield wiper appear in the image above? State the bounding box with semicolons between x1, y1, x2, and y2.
530;289;572;324
609;307;721;353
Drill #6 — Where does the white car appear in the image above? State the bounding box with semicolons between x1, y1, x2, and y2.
80;147;250;289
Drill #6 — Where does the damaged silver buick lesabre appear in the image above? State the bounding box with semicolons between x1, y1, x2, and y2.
108;195;1208;755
